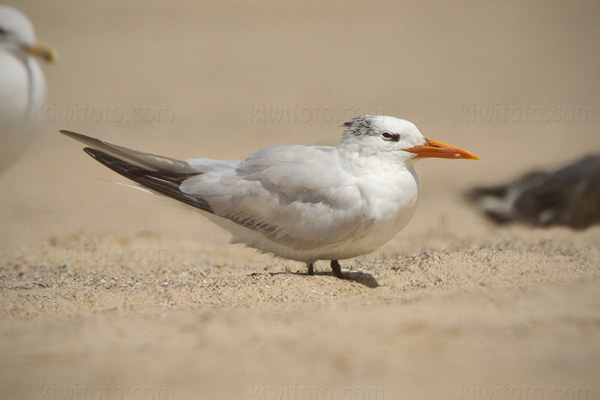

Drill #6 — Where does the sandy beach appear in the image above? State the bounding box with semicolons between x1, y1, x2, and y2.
1;1;599;399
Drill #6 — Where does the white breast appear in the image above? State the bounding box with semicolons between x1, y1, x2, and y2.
330;167;420;258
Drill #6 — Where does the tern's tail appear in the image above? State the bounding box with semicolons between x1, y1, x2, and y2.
59;130;214;214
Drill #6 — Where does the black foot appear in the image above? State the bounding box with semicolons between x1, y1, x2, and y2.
330;260;345;279
307;262;314;275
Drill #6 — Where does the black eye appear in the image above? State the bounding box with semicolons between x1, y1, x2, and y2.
382;132;400;142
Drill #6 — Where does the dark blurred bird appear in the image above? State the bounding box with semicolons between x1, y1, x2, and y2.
467;155;600;229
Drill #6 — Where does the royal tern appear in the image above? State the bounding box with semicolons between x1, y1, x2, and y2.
0;5;55;173
61;115;478;278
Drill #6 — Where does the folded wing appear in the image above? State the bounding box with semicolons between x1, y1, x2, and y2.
62;130;371;251
181;145;371;250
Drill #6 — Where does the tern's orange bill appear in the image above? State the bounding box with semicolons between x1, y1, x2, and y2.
405;138;479;160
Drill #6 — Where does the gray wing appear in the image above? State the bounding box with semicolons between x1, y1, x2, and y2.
60;130;198;173
181;145;371;250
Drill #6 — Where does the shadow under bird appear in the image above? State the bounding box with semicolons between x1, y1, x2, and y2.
61;115;478;278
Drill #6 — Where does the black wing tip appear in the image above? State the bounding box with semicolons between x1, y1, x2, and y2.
83;146;99;157
83;147;108;163
81;148;214;214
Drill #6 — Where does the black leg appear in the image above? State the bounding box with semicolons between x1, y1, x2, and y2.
330;260;345;279
307;262;314;275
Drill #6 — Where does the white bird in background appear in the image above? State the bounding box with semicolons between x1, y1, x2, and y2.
61;116;478;278
0;5;54;173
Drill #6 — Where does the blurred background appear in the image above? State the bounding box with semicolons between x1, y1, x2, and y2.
1;0;599;254
1;2;600;400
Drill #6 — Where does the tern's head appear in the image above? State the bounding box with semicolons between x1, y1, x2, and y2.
0;6;55;62
340;115;478;164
